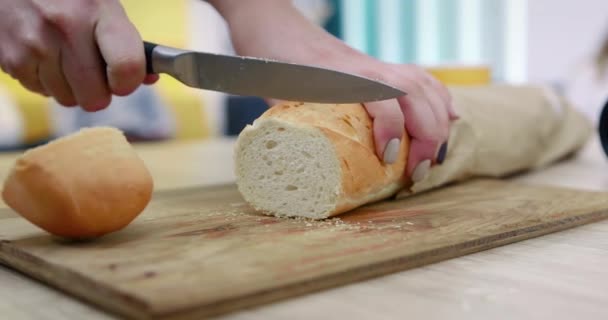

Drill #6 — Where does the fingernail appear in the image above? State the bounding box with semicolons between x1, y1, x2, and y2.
383;138;400;164
412;159;431;183
449;103;460;119
436;142;448;164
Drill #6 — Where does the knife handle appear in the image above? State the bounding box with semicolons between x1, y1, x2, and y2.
144;41;158;74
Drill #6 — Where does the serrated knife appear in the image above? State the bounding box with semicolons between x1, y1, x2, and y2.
144;41;405;103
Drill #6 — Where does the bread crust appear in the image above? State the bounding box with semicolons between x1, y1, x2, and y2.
2;127;153;239
237;102;409;218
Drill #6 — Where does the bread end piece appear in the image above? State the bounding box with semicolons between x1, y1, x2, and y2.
2;127;153;239
235;102;409;219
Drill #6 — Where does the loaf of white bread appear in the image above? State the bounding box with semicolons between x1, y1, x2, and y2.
235;102;410;219
2;127;153;239
235;85;593;220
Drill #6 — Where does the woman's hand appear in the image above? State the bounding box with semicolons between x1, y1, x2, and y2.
362;62;457;181
0;0;158;111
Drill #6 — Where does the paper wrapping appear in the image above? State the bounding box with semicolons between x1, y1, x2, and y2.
397;84;593;198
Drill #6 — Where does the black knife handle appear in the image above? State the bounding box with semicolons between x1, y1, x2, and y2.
144;41;158;74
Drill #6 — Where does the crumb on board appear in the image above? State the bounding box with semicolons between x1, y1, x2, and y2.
157;205;413;233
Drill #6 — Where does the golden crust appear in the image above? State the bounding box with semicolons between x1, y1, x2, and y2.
2;127;153;239
256;102;410;218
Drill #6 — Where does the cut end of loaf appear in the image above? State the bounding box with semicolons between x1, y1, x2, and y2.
235;118;341;219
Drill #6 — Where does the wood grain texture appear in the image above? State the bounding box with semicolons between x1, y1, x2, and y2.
221;220;608;320
1;179;608;319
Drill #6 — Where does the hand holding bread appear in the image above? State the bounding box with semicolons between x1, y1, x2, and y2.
360;62;457;179
235;102;410;219
235;85;592;220
220;0;455;180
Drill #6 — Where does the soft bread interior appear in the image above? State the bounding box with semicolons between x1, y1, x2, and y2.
235;118;341;219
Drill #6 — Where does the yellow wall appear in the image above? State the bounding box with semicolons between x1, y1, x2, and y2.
0;71;51;144
121;0;210;139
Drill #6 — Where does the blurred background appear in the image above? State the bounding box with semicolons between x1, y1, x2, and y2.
1;0;607;150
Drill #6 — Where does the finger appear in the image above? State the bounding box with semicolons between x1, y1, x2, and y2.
61;28;111;111
2;50;47;95
364;99;404;164
406;138;438;183
422;85;449;142
446;101;459;120
397;94;443;180
95;4;145;96
426;73;450;106
143;74;159;85
39;51;77;107
26;23;78;106
17;66;47;96
400;69;449;138
397;89;437;141
404;64;458;121
427;73;458;120
420;82;452;165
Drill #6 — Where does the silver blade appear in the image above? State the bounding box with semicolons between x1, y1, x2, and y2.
160;50;405;103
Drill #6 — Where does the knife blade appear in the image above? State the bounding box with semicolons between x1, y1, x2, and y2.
144;41;405;103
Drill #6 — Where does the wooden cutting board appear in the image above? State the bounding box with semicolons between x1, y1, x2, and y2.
1;179;608;319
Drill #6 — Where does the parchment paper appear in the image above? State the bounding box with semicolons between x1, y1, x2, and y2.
398;84;593;198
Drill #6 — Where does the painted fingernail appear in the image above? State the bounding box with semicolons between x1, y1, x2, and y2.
412;159;431;183
436;142;448;164
383;138;401;164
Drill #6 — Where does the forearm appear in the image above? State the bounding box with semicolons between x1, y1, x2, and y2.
207;0;371;70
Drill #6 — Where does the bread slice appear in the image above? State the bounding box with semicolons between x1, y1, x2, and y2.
2;127;153;239
235;102;409;219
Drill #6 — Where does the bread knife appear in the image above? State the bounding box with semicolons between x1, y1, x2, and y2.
144;41;405;103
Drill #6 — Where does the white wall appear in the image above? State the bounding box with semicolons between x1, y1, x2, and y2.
526;0;608;84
